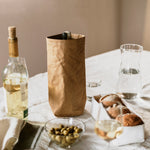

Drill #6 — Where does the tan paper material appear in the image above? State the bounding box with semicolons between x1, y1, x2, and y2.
46;33;86;117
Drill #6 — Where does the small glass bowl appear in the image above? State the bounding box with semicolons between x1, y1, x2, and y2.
44;118;85;148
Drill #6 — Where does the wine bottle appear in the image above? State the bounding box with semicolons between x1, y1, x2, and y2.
62;31;71;39
2;26;29;119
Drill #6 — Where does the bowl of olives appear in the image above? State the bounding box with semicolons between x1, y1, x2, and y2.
45;118;85;148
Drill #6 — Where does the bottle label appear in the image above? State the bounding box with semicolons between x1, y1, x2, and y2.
24;108;28;118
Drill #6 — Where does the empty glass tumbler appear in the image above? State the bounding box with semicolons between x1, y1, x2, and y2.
116;44;143;99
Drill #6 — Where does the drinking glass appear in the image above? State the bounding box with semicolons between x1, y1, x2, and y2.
86;79;102;101
116;44;143;100
95;102;123;149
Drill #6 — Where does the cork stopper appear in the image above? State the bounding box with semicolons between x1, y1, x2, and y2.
8;26;18;57
8;26;16;39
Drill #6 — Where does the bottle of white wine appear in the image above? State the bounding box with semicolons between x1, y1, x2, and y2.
2;26;28;119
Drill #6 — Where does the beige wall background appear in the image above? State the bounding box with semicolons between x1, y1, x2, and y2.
0;0;149;85
120;0;147;45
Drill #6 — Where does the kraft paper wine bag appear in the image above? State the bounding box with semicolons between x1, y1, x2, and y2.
46;33;86;117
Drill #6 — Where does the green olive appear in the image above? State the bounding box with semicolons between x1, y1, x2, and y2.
69;128;74;133
49;124;82;147
55;135;62;143
70;126;74;129
66;136;72;143
50;134;56;141
61;137;66;143
51;128;55;131
69;138;76;144
66;127;70;131
66;135;76;144
74;126;78;130
59;124;64;128
63;130;68;136
75;128;80;133
50;130;55;134
78;128;83;133
55;131;60;135
61;128;65;133
73;133;79;139
61;137;69;147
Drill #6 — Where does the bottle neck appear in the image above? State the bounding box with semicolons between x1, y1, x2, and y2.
8;38;19;57
8;56;19;61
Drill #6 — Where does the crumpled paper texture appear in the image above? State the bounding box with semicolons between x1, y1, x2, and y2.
47;34;86;117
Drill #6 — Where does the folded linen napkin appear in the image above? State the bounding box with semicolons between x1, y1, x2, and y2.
0;117;25;150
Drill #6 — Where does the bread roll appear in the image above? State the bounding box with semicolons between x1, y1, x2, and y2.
100;94;123;107
116;113;143;126
107;105;130;119
95;94;144;126
94;95;101;102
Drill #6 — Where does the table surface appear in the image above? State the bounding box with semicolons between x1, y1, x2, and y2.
1;49;150;150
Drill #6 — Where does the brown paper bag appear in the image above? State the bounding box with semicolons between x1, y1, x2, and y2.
46;33;86;117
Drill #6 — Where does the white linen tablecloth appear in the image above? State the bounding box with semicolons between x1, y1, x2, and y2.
1;49;150;150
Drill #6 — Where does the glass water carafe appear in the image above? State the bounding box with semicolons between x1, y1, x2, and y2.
116;44;143;99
